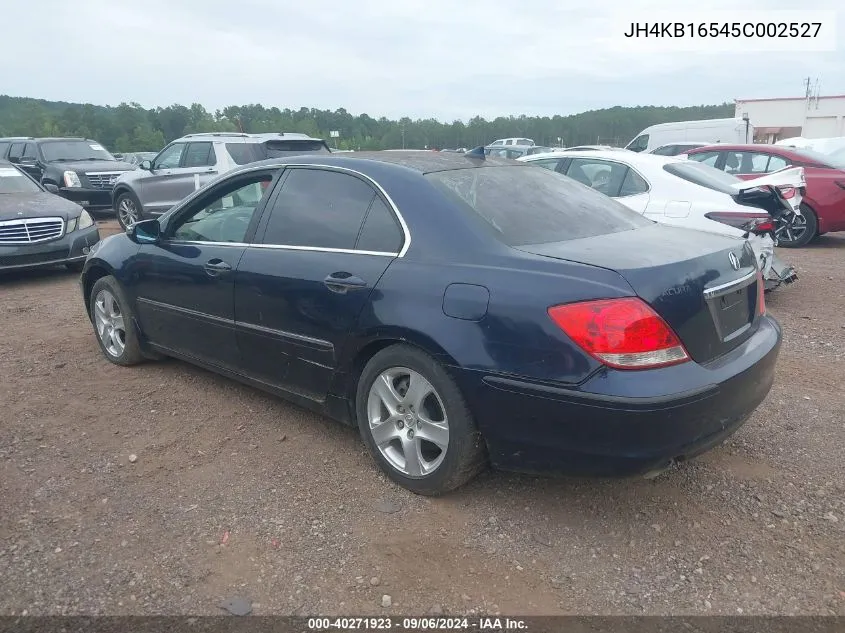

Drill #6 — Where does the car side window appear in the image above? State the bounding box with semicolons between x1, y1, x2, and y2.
767;155;789;171
688;151;720;167
22;143;37;160
262;168;376;250
650;145;676;156
628;134;649;152
618;168;649;196
0;142;10;158
153;143;186;169
182;142;216;168
170;175;273;243
529;158;562;171
8;143;24;161
356;197;403;253
566;158;627;196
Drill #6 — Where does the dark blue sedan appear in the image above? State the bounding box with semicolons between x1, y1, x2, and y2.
79;151;781;495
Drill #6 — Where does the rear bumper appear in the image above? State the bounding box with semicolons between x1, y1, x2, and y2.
59;187;114;211
453;315;782;477
0;225;100;272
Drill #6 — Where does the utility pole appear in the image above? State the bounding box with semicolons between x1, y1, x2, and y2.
804;77;812;98
400;123;406;150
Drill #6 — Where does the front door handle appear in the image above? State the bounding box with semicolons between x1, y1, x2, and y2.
323;272;367;293
204;258;232;277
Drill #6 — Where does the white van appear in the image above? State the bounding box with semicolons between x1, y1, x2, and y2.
489;137;535;147
626;118;752;153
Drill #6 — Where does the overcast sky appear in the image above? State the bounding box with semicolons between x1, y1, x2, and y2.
2;0;842;121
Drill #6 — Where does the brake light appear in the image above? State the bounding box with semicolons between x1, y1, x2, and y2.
548;298;690;370
756;271;766;316
779;187;796;199
704;211;771;230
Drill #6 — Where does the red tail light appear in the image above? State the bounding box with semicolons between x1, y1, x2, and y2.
548;298;690;370
754;220;774;232
756;271;766;316
704;211;771;230
779;186;796;199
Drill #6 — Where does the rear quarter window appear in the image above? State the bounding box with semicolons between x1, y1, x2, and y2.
263;140;331;157
426;166;652;247
225;143;265;166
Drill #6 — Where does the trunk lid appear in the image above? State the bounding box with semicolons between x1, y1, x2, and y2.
517;224;762;364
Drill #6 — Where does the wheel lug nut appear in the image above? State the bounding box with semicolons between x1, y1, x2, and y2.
407;430;415;439
397;420;404;429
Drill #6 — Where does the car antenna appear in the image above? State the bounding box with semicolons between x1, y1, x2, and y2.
464;146;486;159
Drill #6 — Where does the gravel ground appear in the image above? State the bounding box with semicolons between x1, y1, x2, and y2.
0;221;843;616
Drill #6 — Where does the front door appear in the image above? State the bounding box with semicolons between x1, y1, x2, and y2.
136;142;187;215
234;166;405;401
132;170;278;369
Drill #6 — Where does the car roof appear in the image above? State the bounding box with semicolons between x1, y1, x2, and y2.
0;137;91;142
520;149;683;166
229;150;518;177
690;144;787;152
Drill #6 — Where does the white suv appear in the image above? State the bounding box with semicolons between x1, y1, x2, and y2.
111;132;330;229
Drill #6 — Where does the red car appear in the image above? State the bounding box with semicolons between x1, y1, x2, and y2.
686;144;845;247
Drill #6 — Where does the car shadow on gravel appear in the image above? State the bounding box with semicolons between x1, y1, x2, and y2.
0;266;81;286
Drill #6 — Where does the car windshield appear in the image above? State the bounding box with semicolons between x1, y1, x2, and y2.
41;140;115;162
663;161;741;195
794;148;845;169
0;165;41;194
426;165;652;247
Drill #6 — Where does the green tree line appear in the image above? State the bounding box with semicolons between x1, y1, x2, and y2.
0;94;734;152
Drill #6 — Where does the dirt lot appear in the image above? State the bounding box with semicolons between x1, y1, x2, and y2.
0;220;843;616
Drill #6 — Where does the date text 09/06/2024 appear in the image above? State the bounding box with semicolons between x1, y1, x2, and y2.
306;616;528;631
623;22;822;38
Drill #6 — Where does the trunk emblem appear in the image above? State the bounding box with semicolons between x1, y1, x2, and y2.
728;252;740;270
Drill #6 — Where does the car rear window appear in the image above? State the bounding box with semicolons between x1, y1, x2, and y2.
793;148;845;170
426;165;652;247
663;161;741;195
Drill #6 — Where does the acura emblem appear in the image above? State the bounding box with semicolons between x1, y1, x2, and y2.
728;252;740;270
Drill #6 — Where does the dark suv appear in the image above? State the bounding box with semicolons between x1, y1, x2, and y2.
0;137;136;214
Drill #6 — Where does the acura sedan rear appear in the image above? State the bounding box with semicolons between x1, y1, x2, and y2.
79;152;781;495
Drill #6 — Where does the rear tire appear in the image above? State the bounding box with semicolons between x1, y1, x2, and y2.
355;345;487;495
89;276;145;366
776;204;817;248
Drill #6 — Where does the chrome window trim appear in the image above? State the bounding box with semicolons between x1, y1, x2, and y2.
165;162;411;257
702;270;756;299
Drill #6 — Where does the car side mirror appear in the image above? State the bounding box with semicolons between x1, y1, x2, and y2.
127;218;161;244
139;160;152;170
44;183;60;194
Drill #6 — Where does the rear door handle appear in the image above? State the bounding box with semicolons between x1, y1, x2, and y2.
204;258;232;277
323;272;368;293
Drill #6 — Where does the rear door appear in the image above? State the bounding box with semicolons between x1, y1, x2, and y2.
176;141;220;193
234;166;404;401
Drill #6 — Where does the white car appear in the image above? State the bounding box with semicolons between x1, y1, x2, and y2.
517;150;804;286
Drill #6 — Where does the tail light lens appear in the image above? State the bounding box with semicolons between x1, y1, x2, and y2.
756;270;766;316
704;211;771;230
779;186;796;199
548;298;690;370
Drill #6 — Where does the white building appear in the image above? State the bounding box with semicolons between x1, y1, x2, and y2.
734;94;845;143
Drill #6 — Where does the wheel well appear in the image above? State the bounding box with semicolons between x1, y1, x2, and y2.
342;338;456;420
82;265;111;317
800;201;820;237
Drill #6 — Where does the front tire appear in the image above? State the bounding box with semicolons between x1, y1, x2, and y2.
89;276;145;366
776;204;817;248
115;191;142;231
356;345;486;495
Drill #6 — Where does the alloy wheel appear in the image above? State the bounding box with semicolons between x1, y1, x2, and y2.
366;367;450;478
93;289;126;358
117;197;139;228
775;212;808;245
